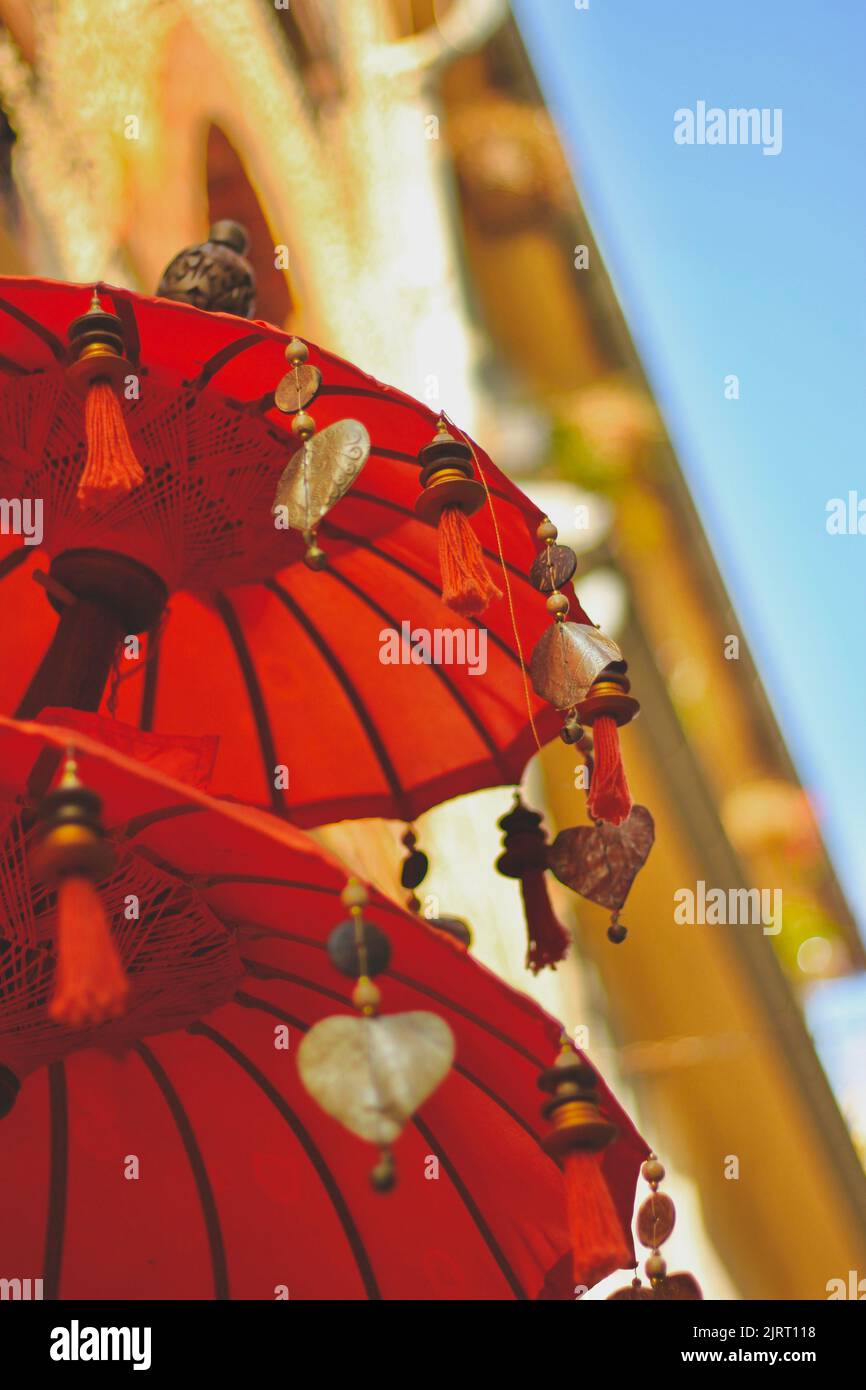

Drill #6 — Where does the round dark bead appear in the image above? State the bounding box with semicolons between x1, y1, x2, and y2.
326;918;392;978
400;848;429;890
607;921;628;944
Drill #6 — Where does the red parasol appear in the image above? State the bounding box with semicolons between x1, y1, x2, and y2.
0;274;596;827
0;712;647;1300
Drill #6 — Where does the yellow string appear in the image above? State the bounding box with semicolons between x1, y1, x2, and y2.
442;412;543;756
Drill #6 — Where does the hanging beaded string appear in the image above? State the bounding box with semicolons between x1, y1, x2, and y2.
275;337;326;569
608;1152;702;1300
339;878;396;1191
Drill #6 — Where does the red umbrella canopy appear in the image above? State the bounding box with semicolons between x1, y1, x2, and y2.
0;276;593;825
0;713;646;1300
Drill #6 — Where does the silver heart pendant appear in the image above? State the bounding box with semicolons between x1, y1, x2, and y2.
297;1011;455;1146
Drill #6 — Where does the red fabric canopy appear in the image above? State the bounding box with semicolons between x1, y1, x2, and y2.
0;277;591;824
0;712;646;1299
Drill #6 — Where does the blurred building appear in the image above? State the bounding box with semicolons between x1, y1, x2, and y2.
1;0;864;1297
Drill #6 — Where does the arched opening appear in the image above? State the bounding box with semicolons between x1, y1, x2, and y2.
206;123;293;327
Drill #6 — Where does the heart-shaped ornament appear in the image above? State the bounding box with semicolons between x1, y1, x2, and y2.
297;1011;455;1146
272;418;370;531
529;622;623;710
547;805;655;910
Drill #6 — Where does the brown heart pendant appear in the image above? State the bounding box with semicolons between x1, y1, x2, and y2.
547;805;655;910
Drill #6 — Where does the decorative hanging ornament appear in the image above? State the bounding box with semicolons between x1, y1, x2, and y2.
297;878;456;1189
67;293;145;508
399;825;472;949
547;805;656;944
28;748;127;1027
496;795;570;973
270;337;370;570
528;517;637;824
539;1041;631;1289
415;418;502;617
156;219;256;317
608;1153;703;1301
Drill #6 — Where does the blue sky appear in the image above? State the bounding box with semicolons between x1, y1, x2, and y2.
513;0;866;933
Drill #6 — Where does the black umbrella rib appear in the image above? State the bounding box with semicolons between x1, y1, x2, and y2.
133;1041;230;1300
106;292;141;366
0;545;30;583
263;577;411;820
314;384;432;420
187;333;268;390
320;564;509;774
321;520;524;667
42;1062;69;1300
412;1112;528;1300
188;1019;382;1301
237;990;546;1147
212;591;284;814
138;621;161;731
0;297;66;360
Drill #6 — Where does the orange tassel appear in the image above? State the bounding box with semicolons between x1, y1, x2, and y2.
438;506;501;617
520;869;570;974
49;875;128;1028
77;380;144;507
564;1150;631;1289
587;714;632;826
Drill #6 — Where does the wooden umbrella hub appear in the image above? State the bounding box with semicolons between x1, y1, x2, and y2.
16;549;167;719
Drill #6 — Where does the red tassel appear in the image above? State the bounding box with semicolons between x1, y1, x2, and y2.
587;715;632;826
78;380;144;507
520;868;570;974
564;1150;631;1289
438;506;501;617
49;875;129;1027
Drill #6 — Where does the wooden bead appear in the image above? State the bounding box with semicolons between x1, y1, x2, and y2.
546;591;570;617
285;336;309;365
645;1252;667;1281
536;518;558;542
642;1156;666;1186
529;543;577;594
352;976;381;1012
291;410;316;440
637;1191;676;1247
341;879;369;910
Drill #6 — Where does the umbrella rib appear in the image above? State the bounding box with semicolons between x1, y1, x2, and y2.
317;564;509;773
321;520;527;666
42;1061;69;1300
237;990;547;1146
335;489;539;592
138;622;161;731
188;333;269;390
0;546;30;583
0;296;66;360
238;957;548;1072
212;591;285;815
133;1041;230;1300
411;1113;528;1300
264;578;411;819
188;1019;382;1301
